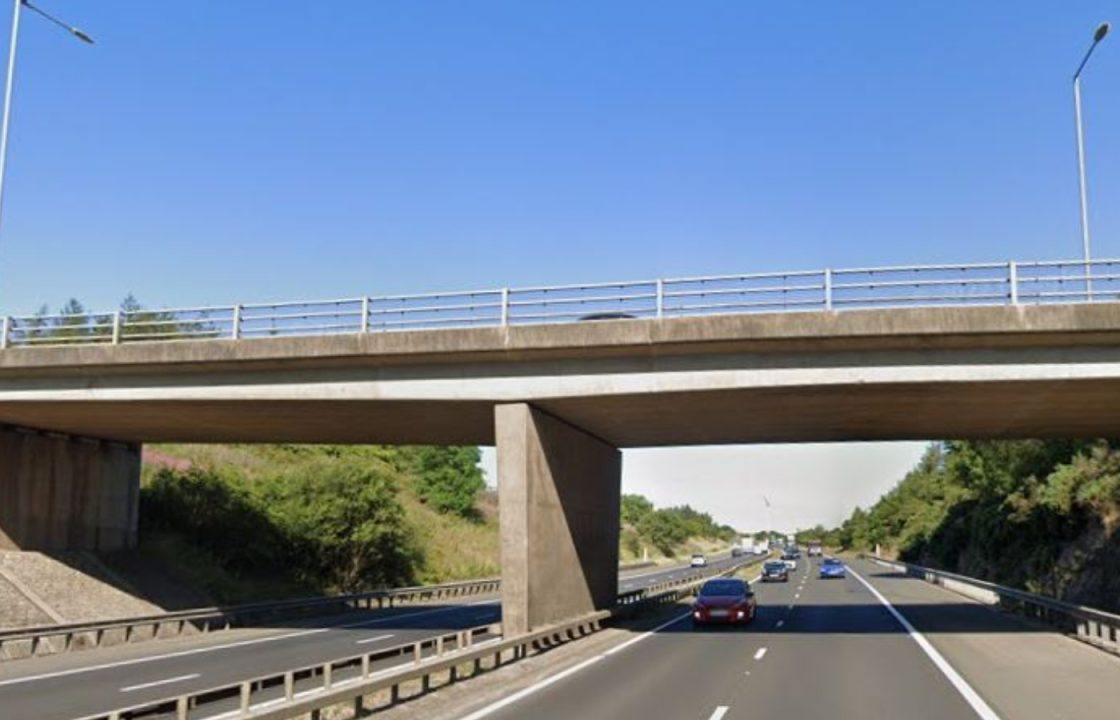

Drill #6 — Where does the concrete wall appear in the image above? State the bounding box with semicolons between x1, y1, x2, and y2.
496;404;621;635
0;426;139;551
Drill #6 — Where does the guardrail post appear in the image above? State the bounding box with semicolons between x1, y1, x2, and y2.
239;680;251;712
500;288;510;326
655;279;664;318
111;311;122;344
231;305;242;340
824;268;833;310
1;316;9;349
360;296;370;333
176;696;188;720
1009;261;1019;305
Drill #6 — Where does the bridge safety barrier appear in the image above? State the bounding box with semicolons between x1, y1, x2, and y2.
5;256;1120;347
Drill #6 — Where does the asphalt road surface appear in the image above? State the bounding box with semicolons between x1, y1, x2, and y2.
0;554;747;720
454;557;1120;720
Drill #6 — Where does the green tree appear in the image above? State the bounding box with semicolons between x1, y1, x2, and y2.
258;461;419;590
620;494;653;526
410;446;486;518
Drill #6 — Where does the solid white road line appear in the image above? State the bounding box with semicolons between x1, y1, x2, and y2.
120;674;200;693
849;568;1001;720
454;654;607;720
753;647;767;660
708;706;730;720
355;633;395;645
458;574;761;719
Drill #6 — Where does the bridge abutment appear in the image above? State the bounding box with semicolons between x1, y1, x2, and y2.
0;426;140;551
496;403;621;635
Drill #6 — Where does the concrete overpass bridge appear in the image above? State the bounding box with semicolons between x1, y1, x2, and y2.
3;257;1120;634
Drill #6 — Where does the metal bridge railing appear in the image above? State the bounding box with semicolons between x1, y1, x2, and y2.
5;257;1120;349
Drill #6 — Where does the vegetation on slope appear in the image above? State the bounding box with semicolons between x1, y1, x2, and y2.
140;444;495;603
619;493;738;560
824;440;1120;612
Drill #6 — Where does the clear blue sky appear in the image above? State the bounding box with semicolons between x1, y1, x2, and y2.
1;1;1117;315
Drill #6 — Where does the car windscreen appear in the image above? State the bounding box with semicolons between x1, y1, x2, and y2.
699;580;745;596
764;562;785;571
823;559;842;566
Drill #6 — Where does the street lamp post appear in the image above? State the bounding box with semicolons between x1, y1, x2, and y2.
1073;21;1110;300
0;0;92;240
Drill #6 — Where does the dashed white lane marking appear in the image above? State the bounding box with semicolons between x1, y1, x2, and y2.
120;674;200;693
708;707;730;720
775;619;785;629
849;567;1001;720
355;633;395;645
753;647;767;660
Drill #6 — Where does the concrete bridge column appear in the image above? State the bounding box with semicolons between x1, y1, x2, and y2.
496;403;621;636
0;425;140;551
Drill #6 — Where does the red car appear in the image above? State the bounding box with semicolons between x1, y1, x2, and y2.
691;578;757;626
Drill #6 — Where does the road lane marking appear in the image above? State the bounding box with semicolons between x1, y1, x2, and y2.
120;674;200;693
455;654;606;720
753;647;767;660
708;707;730;720
849;568;1001;720
356;633;395;645
460;574;761;719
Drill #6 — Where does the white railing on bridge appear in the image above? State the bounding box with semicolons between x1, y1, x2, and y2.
3;257;1119;348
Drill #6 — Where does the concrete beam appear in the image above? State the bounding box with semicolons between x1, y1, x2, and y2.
496;404;621;635
0;426;139;551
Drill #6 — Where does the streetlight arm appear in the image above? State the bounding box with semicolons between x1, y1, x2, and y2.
1073;40;1100;80
1075;22;1111;79
20;0;92;44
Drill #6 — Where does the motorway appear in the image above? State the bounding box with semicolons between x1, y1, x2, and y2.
455;557;1120;720
0;555;744;720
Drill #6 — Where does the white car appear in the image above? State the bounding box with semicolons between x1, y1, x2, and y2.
690;554;708;568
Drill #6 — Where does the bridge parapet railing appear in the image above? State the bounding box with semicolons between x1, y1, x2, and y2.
865;555;1120;656
6;257;1120;348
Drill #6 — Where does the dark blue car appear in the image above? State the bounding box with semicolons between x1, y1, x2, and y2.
819;557;846;579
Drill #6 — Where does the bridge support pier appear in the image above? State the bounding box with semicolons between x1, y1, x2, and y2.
496;403;621;636
0;425;140;551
